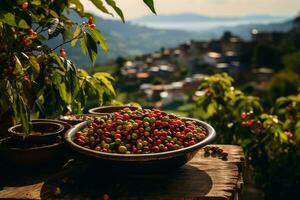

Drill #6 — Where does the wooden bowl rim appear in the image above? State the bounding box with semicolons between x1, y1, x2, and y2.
8;121;64;138
88;106;139;115
64;117;216;161
59;114;100;122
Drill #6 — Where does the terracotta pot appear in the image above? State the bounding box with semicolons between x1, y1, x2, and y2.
88;106;139;115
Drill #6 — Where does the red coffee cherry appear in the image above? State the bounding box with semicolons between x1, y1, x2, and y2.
27;28;37;36
247;111;254;116
60;49;66;58
102;194;110;200
247;120;254;127
241;121;247;127
241;112;247;119
88;16;94;25
285;131;293;140
21;38;32;48
89;23;96;29
21;2;29;10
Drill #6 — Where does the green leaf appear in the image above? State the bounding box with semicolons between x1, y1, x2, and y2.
17;0;27;4
0;80;13;116
31;0;41;5
0;12;15;26
77;69;89;78
89;79;105;105
207;101;217;116
49;10;59;18
58;82;72;104
50;52;65;70
94;72;115;96
94;72;114;80
71;26;81;47
279;131;288;143
69;0;85;16
66;61;80;98
16;18;30;29
14;56;24;76
0;12;29;28
16;95;30;136
86;33;98;64
89;29;109;52
91;0;112;15
143;0;156;14
105;0;125;22
95;84;104;105
52;71;63;85
53;71;72;104
29;56;40;79
80;32;87;55
295;120;300;142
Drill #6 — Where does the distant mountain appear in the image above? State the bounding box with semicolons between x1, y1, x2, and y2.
207;20;293;40
46;12;208;67
134;13;290;22
132;13;291;33
46;12;293;67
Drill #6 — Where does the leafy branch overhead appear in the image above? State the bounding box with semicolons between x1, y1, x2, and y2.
90;0;156;22
0;0;156;135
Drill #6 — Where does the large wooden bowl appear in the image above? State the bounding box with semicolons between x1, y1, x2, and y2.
64;118;216;171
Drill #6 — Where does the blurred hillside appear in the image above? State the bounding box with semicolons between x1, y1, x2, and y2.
46;12;293;68
46;12;206;67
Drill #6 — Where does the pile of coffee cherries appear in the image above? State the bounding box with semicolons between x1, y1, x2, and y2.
74;108;208;154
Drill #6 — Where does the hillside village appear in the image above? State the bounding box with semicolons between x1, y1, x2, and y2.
116;30;282;108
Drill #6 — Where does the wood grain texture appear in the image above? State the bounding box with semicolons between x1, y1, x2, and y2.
0;145;245;200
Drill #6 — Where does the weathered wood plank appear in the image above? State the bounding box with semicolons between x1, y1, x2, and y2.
0;145;245;200
0;183;43;200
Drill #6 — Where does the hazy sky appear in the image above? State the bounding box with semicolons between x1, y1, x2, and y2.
82;0;300;20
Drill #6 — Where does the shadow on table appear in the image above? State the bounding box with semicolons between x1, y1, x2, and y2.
0;157;70;188
40;164;213;199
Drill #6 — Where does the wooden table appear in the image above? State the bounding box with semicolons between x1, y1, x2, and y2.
0;145;245;200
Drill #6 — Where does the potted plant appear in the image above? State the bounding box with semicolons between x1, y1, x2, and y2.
0;0;156;165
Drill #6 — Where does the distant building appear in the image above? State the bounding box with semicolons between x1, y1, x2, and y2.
203;52;223;65
252;67;274;82
221;36;244;54
215;62;239;77
252;29;286;44
251;29;274;43
150;64;174;77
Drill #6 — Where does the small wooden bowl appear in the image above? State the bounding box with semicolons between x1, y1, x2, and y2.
0;119;71;167
31;119;72;133
8;121;64;143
